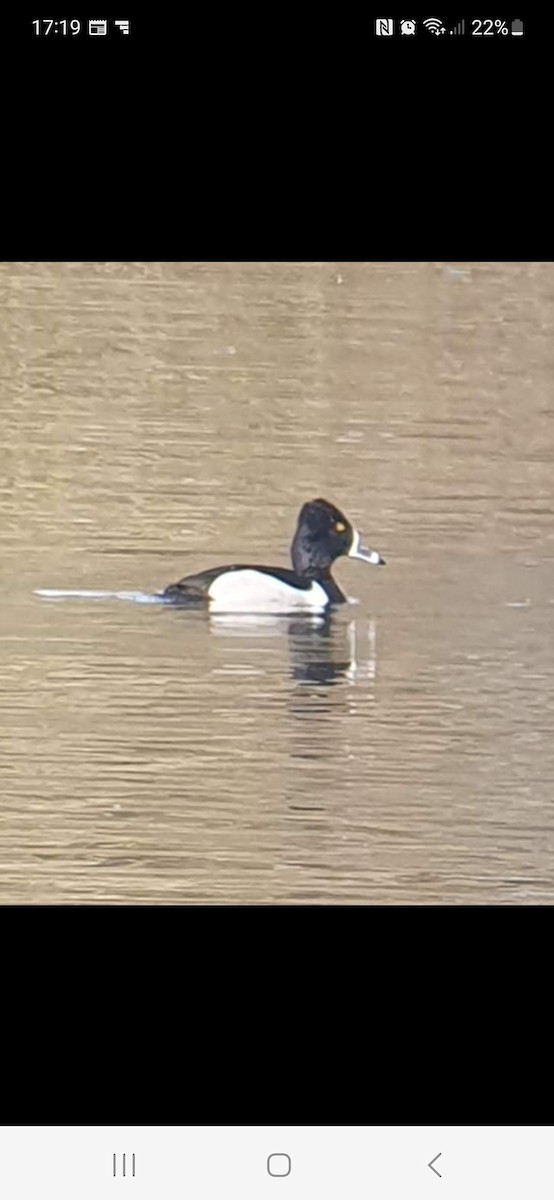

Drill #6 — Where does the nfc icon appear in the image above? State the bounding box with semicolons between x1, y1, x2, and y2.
113;1153;136;1178
375;18;394;36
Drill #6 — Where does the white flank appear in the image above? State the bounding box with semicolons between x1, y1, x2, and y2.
207;570;328;614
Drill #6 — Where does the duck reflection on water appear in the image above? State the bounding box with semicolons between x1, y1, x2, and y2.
209;613;377;687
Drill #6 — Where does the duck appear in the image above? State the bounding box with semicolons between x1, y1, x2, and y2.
162;498;385;614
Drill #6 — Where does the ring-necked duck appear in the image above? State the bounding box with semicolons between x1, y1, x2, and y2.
162;498;385;613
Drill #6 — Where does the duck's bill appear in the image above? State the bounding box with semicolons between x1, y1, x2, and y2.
348;529;386;566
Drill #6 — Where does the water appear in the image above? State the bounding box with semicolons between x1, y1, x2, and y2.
1;260;554;904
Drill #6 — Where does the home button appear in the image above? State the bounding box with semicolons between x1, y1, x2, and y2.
267;1154;292;1177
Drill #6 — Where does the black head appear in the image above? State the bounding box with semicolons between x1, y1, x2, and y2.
290;498;385;577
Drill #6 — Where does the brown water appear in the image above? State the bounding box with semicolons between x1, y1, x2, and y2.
1;261;553;904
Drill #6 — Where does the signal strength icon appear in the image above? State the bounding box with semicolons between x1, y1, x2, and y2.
449;19;465;34
422;17;446;34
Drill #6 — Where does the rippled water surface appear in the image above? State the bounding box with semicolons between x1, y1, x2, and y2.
1;261;554;903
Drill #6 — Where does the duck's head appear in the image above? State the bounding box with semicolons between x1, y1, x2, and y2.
290;498;385;576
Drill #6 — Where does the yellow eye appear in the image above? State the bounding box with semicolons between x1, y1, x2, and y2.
335;522;346;533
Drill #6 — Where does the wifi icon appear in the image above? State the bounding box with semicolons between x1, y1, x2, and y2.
423;17;446;34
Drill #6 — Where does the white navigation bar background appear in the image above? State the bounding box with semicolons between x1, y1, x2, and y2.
0;1127;548;1199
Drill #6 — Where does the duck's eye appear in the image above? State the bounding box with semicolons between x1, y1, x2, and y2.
335;522;346;533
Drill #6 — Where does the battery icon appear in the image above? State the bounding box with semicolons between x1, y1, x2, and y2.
511;19;523;35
